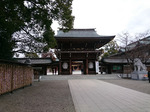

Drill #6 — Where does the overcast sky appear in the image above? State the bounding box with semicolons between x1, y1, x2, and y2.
53;0;150;37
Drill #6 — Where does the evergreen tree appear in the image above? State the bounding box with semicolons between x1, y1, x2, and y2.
103;40;119;57
0;0;74;59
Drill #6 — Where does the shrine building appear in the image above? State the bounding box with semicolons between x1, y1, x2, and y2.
55;29;115;75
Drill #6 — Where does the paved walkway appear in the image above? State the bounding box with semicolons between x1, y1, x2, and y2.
69;80;150;112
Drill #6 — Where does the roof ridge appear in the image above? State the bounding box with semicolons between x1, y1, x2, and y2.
71;28;96;31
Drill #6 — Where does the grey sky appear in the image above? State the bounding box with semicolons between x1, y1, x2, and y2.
52;0;150;37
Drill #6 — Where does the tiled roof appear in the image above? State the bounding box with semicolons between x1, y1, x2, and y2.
127;36;150;48
103;58;128;63
55;29;114;38
16;58;52;65
103;58;150;63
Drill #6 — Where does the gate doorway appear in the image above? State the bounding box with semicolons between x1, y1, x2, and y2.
72;61;84;75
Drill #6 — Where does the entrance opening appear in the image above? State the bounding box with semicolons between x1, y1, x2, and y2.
47;67;58;75
72;61;83;75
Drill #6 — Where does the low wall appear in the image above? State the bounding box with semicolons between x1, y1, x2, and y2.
0;60;33;95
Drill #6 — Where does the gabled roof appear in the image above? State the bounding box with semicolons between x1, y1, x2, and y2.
55;29;115;38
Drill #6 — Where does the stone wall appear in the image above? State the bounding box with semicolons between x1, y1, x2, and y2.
0;60;33;95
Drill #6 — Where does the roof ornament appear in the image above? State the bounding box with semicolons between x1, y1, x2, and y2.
134;58;147;72
24;58;31;64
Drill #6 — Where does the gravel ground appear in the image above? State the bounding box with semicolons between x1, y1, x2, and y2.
1;78;150;112
102;79;150;94
0;80;75;112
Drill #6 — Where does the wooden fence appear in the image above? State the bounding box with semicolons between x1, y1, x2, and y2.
0;60;33;95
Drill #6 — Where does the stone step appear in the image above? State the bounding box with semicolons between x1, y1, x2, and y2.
39;74;120;81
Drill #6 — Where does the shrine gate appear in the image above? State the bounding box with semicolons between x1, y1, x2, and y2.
55;29;115;75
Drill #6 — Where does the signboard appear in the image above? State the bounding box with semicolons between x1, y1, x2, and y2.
113;65;121;70
95;61;99;73
88;62;94;69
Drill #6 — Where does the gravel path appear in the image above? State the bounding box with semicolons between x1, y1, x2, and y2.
102;79;150;94
0;81;75;112
1;77;150;112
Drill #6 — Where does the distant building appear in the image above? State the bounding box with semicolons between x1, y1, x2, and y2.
55;29;115;75
16;28;115;76
102;36;150;74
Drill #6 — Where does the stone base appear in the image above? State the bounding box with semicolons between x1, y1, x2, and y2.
131;71;148;80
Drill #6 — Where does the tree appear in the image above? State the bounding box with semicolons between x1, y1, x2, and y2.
102;40;119;57
0;0;74;60
24;52;39;58
117;31;134;69
118;30;150;70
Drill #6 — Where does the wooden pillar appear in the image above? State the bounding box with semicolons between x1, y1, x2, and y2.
85;53;89;74
69;53;72;75
59;60;61;75
42;66;47;75
108;65;112;74
58;53;61;75
86;58;88;74
69;59;72;75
